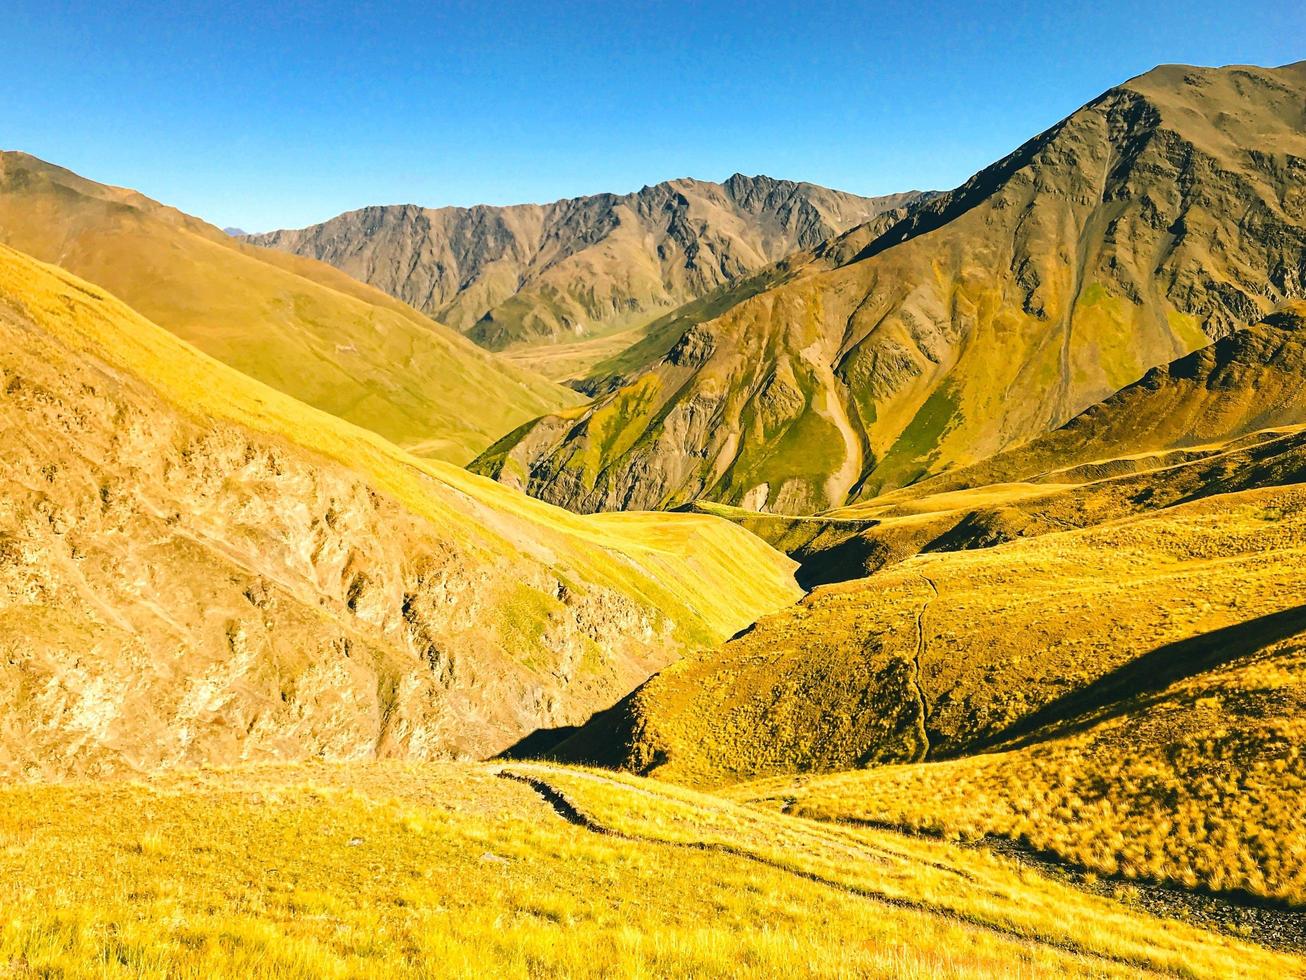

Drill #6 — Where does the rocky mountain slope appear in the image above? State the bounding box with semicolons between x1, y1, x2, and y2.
0;152;579;462
473;61;1306;514
0;242;799;779
245;176;922;351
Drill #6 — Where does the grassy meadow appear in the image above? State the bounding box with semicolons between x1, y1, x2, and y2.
3;761;1302;978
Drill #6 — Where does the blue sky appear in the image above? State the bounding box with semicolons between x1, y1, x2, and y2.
6;1;1302;231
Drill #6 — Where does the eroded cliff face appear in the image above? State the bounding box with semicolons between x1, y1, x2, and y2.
0;244;800;779
472;62;1306;515
246;176;923;349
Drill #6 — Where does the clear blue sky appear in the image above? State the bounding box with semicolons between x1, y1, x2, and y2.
6;1;1302;231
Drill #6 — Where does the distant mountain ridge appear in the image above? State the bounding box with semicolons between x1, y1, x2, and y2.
244;175;925;350
472;61;1306;514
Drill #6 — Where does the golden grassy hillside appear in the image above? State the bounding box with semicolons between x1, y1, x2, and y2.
1;760;1299;978
549;481;1306;788
0;151;579;461
0;242;800;777
881;301;1306;500
734;631;1306;906
702;422;1306;586
473;62;1306;513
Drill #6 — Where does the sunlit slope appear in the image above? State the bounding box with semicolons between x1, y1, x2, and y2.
733;632;1306;906
0;151;579;461
475;61;1306;513
894;301;1306;498
681;304;1306;585
0;761;1297;978
0;243;799;777
548;483;1306;786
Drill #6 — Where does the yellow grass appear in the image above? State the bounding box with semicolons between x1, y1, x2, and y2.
2;761;1299;978
557;482;1306;786
733;636;1306;905
0;151;580;461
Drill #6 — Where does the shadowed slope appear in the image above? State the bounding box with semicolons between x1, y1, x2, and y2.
0;151;579;462
0;243;799;778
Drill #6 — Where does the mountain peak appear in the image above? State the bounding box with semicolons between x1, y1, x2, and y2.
472;58;1306;514
246;176;924;357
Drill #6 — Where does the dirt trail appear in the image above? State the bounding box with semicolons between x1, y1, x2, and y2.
498;767;1178;976
908;573;939;760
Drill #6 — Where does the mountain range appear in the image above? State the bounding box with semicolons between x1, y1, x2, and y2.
244;176;923;358
471;61;1306;514
2;57;1306;975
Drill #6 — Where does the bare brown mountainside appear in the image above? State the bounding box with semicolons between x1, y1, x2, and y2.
244;176;923;351
472;61;1306;515
0;243;799;779
0;151;579;462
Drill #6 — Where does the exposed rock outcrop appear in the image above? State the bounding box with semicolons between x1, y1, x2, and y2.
0;244;800;779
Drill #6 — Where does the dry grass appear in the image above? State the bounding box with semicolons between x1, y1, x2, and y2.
552;482;1306;787
0;151;580;461
1;761;1298;978
733;637;1306;905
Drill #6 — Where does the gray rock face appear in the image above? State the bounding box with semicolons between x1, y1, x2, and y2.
244;177;924;349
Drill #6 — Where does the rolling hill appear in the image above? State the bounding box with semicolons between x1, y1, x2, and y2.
0;151;579;462
0;242;800;778
245;176;923;356
548;482;1306;782
544;481;1306;908
733;630;1306;907
472;61;1306;513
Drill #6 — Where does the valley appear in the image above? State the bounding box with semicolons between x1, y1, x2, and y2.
1;42;1305;979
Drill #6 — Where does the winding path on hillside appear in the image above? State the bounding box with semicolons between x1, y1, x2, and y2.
497;766;1181;976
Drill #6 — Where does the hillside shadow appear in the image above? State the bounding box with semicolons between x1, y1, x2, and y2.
497;724;583;760
794;535;886;589
970;603;1306;754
